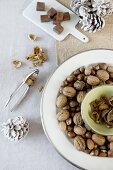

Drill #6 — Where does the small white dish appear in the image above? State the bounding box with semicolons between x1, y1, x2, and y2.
40;50;113;170
81;85;113;136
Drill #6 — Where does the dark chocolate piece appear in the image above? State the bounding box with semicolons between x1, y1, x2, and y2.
53;20;61;25
63;12;70;21
53;24;64;34
56;12;64;21
40;15;51;22
36;2;45;11
47;8;57;19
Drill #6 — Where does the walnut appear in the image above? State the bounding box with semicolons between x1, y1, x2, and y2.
59;121;67;131
74;136;86;151
87;76;100;85
63;86;76;97
85;67;91;75
77;91;86;103
74;81;85;90
107;66;113;73
97;70;109;81
57;110;70;121
92;134;106;146
73;112;83;126
74;126;86;135
56;95;67;108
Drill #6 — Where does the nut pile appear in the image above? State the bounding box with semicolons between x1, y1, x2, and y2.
1;116;29;141
90;96;113;128
56;63;113;157
26;46;47;67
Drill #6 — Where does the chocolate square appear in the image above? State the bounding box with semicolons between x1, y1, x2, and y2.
47;8;57;19
63;12;70;21
53;24;64;34
40;15;51;22
56;12;64;21
36;2;45;11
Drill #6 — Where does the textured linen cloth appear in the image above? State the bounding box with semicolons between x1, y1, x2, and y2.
0;0;78;170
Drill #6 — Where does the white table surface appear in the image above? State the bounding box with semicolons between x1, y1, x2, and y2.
0;0;79;170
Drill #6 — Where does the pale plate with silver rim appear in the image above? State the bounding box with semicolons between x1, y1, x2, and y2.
40;50;113;170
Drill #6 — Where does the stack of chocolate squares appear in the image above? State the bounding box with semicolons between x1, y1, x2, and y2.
36;2;71;34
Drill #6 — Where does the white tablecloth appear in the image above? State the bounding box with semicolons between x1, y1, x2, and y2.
0;0;79;170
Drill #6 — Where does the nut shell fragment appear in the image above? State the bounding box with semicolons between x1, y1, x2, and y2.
28;34;37;41
12;60;22;68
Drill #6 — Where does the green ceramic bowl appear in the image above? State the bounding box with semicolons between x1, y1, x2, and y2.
81;85;113;136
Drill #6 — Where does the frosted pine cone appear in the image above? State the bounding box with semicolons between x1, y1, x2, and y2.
1;116;29;141
71;0;92;15
79;10;105;32
92;0;113;17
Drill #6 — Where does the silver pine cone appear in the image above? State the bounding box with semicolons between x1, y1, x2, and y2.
79;9;105;32
92;0;113;17
70;0;108;32
1;116;29;141
71;0;92;15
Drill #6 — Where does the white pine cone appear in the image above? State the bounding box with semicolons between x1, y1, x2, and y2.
91;0;113;17
79;11;105;32
1;116;29;141
70;0;92;14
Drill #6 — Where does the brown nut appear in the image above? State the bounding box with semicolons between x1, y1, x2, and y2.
67;125;73;132
63;87;76;97
99;151;107;157
110;142;113;151
74;69;80;75
90;148;100;156
87;139;94;150
63;105;70;110
73;112;83;126
86;132;92;138
92;134;106;146
99;63;107;70
74;136;86;151
69;101;78;108
74;126;86;136
66;118;72;125
107;136;113;142
87;76;100;86
57;110;70;121
77;91;86;103
74;81;85;90
108;150;113;157
110;73;113;78
85;67;91;76
59;121;67;131
56;94;67;108
107;66;113;73
79;66;85;73
66;75;75;82
97;70;109;81
67;131;76;138
77;74;84;81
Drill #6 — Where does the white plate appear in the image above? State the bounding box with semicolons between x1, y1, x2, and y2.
40;50;113;170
